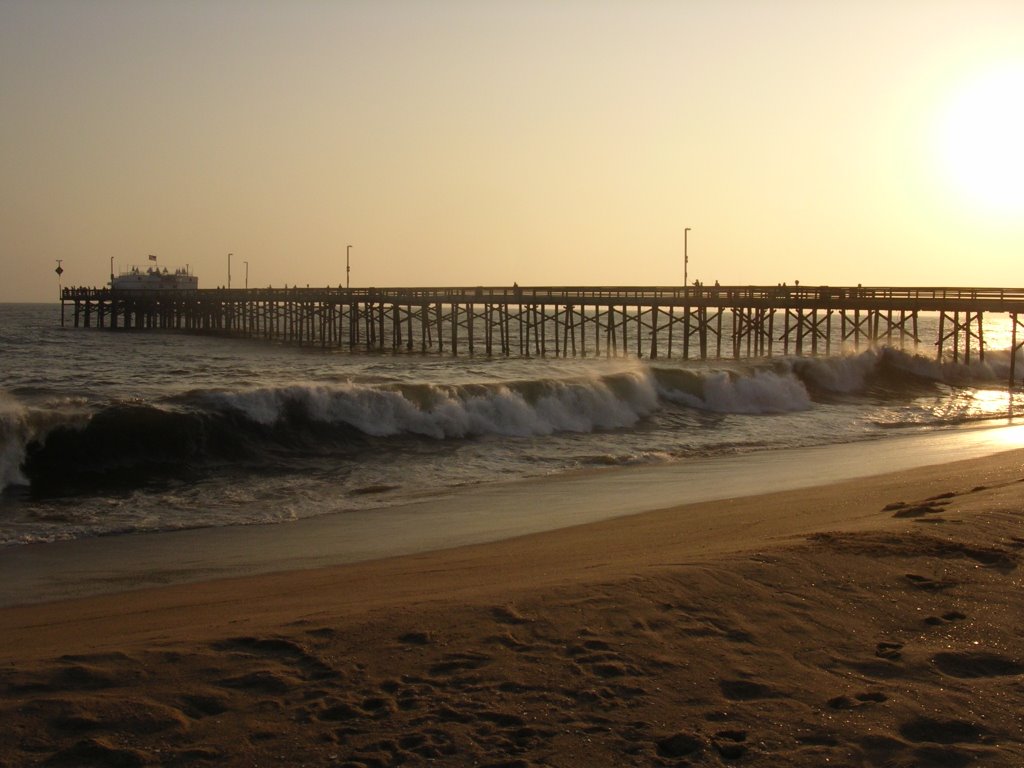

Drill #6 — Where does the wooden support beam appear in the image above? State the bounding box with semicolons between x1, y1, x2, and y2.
58;285;1016;371
1011;313;1024;389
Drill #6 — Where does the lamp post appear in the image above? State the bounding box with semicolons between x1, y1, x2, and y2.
109;256;114;284
227;253;233;289
244;261;248;290
346;245;352;289
684;228;691;287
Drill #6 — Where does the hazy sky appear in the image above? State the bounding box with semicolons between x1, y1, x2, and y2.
3;0;1023;301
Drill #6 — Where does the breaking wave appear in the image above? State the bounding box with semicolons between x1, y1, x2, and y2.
3;347;1011;496
193;370;661;439
0;395;31;491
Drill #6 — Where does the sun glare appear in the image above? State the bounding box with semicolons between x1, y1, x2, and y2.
934;62;1024;217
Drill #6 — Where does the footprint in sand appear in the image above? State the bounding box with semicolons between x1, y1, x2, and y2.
22;654;143;694
885;500;949;519
44;738;149;768
212;636;338;681
397;729;459;760
486;630;533;652
398;630;432;645
428;652;493;677
178;693;230;718
719;678;779;701
856;691;887;703
565;638;645;686
923;610;967;626
903;573;958;591
931;651;1024;678
827;691;887;710
713;729;749;759
317;692;397;723
875;641;904;661
491;605;532;625
304;626;339;639
216;670;297;695
885;492;960;521
47;664;123;692
898;716;992;745
656;731;703;759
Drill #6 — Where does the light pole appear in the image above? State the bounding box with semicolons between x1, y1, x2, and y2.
684;228;691;287
110;256;114;283
346;245;352;289
228;253;233;289
244;261;248;290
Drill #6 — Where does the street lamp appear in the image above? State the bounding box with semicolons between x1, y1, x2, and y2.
346;245;352;289
228;253;233;289
244;261;249;290
684;228;691;287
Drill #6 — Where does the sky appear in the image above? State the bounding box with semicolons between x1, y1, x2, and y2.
2;0;1023;302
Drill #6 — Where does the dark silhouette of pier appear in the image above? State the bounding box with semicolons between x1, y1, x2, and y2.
60;284;1024;384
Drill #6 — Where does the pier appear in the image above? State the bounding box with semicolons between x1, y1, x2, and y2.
60;285;1024;384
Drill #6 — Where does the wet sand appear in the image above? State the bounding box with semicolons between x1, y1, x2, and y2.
4;423;1022;608
1;449;1023;766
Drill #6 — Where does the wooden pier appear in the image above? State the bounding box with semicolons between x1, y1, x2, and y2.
60;284;1024;384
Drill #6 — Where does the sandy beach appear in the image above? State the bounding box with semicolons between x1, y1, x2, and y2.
2;450;1024;767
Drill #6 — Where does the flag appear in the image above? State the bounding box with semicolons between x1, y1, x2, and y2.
149;254;157;261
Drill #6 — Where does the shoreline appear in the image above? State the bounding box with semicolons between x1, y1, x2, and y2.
3;445;1023;652
1;447;1023;765
2;421;1022;609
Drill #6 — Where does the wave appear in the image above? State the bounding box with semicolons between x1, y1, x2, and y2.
189;370;662;440
4;348;1012;496
773;347;1007;399
0;395;31;490
651;349;906;414
1;392;92;494
651;345;1017;413
11;370;662;495
655;366;811;414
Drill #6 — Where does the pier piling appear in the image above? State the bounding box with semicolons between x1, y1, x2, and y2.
60;285;1024;388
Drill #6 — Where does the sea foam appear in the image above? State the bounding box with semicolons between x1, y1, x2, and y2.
0;393;31;491
199;368;662;440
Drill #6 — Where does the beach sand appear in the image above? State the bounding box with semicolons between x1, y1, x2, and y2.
1;451;1023;767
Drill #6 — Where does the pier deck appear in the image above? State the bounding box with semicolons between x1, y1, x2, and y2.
60;284;1024;384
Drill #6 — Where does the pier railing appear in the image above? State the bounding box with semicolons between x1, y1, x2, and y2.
59;284;1024;385
59;284;1024;308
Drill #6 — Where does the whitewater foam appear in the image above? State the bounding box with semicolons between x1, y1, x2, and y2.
0;395;30;491
657;367;812;414
196;370;663;440
791;350;879;393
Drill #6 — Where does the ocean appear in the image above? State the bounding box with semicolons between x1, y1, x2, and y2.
1;301;1021;548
